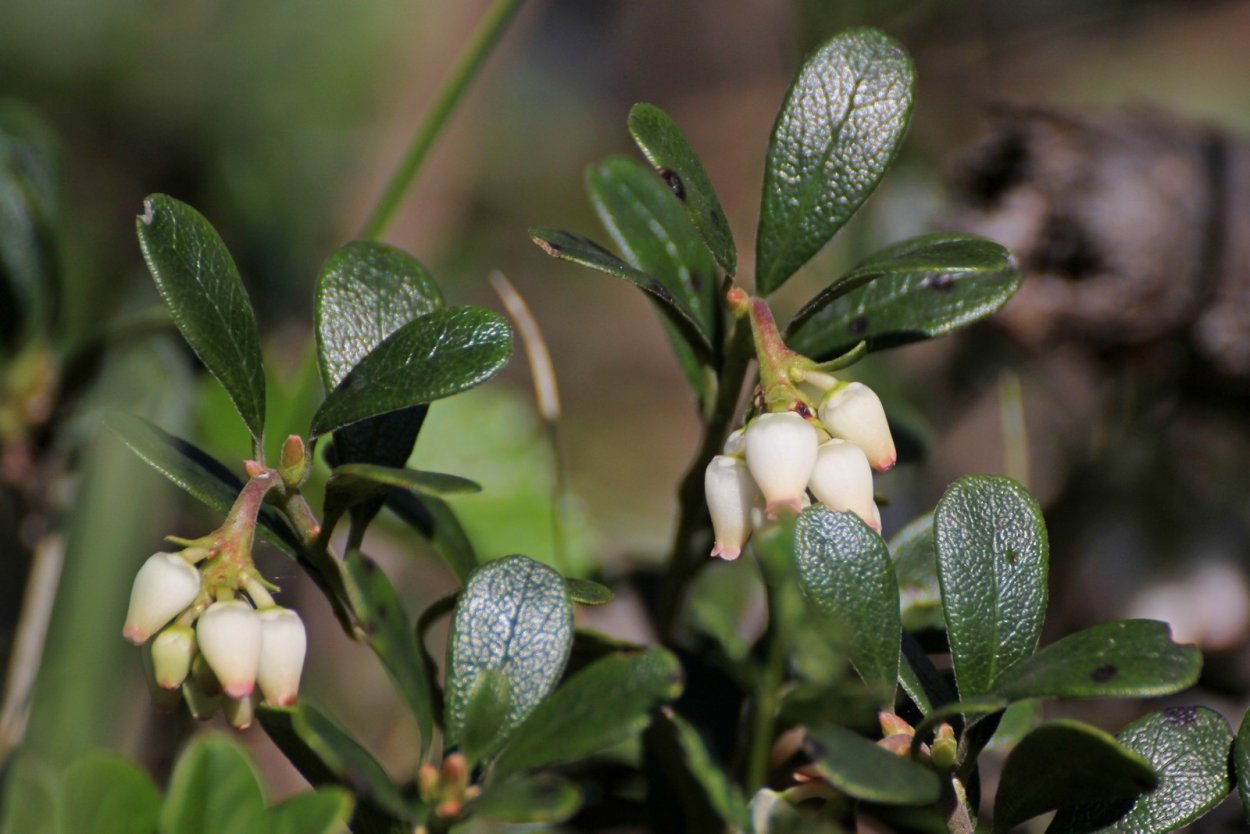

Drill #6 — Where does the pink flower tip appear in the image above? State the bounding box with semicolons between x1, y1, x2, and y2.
711;544;741;561
123;625;146;645
224;680;254;699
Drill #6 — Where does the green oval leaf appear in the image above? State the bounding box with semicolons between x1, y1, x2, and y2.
258;703;414;826
805;723;940;806
161;735;267;834
62;753;161;834
755;27;915;294
342;551;436;755
529;228;712;357
311;306;512;438
935;475;1048;699
993;620;1202;702
889;513;943;632
266;789;353;834
566;577;614;606
994;720;1158;834
628;102;736;275
459;668;514;766
470;774;583;825
327;462;481;502
492;648;684;781
1048;707;1234;834
445;555;574;749
795;507;900;697
137;194;266;441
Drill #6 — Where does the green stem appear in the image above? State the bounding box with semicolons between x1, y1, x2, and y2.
745;567;787;790
655;319;754;641
360;0;526;240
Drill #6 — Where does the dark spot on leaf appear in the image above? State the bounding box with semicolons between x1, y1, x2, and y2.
710;211;724;230
794;402;812;419
1004;549;1019;564
535;237;563;257
362;619;379;635
1162;706;1199;726
361;558;378;574
926;273;956;292
658;168;685;201
690;272;705;293
849;314;869;335
1090;664;1118;683
807;739;828;758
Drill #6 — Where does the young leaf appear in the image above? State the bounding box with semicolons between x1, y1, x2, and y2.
1049;707;1234;834
62;753;161;834
795;507;900;698
755;28;915;294
444;555;574;748
105;411;299;556
311;306;512;438
805;723;940;806
992;620;1201;701
136;194;266;441
651;709;752;830
993;720;1157;834
935;475;1048;699
628;103;736;274
529;228;712;357
266;789;354;834
888;513;944;632
566;577;614;606
458;669;514;766
160;735;267;834
259;704;415;826
343;551;436;755
492;648;684;781
469;775;583;824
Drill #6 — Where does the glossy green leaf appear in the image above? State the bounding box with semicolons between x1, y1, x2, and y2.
470;775;583;824
1234;709;1250;824
161;735;267;834
889;513;943;632
795;507;900;697
266;789;353;834
587;155;719;340
935;475;1048;699
492;648;684;781
259;704;414;826
458;669;514;766
445;555;574;748
386;491;478;581
529;228;712;357
311;306;512;438
136;194;266;440
343;551;436;755
326;462;480;511
1048;707;1234;834
805;723;940;805
993;620;1201;701
628;103;736;274
654;709;751;829
62;753;161;834
994;721;1157;834
755;27;915;294
567;578;614;606
787;240;1022;361
105;411;298;556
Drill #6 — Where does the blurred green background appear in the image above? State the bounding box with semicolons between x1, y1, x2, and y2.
2;0;1249;820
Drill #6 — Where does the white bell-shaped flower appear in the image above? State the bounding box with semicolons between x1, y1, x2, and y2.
744;412;818;516
807;439;879;531
150;625;196;689
196;600;262;699
818;382;897;471
123;553;201;645
705;455;761;560
257;607;307;706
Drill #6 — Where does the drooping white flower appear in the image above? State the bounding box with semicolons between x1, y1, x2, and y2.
122;553;201;645
196;600;262;699
705;455;761;560
818;382;897;471
807;439;879;531
744;412;818;516
150;625;196;690
257;607;307;706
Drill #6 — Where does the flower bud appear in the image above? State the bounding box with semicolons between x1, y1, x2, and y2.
744;412;818;516
196;600;262;699
182;673;221;721
818;382;896;471
807;439;879;531
224;691;261;730
705;455;761;560
150;625;196;690
122;553;201;644
257;607;307;706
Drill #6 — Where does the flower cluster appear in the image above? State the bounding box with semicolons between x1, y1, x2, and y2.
704;295;896;560
122;471;306;728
